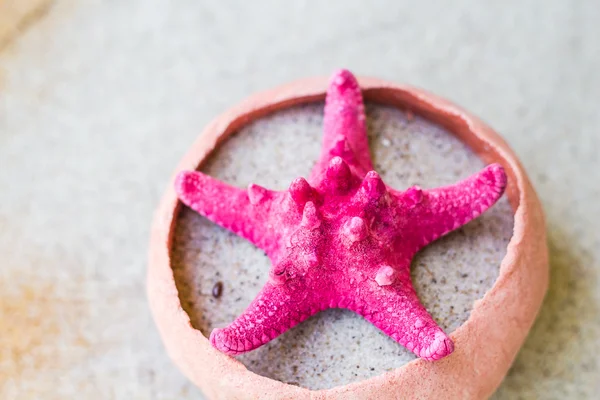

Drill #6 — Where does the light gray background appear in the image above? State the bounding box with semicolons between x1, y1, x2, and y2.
1;1;599;399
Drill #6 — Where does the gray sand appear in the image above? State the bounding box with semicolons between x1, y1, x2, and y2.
171;103;514;390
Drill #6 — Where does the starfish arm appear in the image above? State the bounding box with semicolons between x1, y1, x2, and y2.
209;281;318;355
310;69;373;182
355;270;454;361
175;170;281;255
398;163;507;250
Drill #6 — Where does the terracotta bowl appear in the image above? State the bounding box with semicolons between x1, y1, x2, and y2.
147;76;548;399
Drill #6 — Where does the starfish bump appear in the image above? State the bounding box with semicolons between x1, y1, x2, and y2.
175;69;507;361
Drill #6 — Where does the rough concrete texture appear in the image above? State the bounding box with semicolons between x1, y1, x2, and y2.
0;0;51;49
172;103;513;389
1;0;599;398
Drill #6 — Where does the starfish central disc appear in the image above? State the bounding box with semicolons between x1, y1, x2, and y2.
175;69;507;361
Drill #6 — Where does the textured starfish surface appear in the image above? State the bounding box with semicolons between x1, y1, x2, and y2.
175;69;507;361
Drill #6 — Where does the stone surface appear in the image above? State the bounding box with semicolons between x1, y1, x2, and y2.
1;0;599;398
0;0;51;51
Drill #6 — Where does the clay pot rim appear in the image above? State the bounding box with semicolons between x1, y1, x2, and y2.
148;76;548;399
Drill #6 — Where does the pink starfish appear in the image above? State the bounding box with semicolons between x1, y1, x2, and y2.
175;69;507;361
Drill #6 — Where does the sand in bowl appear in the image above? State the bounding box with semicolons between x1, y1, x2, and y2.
171;103;514;390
